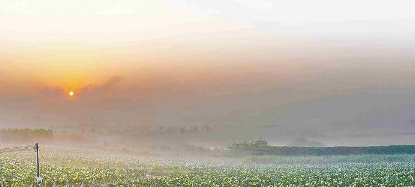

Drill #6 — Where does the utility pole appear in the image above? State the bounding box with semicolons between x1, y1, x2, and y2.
33;143;42;186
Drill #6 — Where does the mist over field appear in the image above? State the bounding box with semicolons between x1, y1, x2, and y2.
3;63;415;148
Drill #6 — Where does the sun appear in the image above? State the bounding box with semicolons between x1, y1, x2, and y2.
69;91;74;97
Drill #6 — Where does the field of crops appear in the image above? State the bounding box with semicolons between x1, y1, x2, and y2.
1;145;415;186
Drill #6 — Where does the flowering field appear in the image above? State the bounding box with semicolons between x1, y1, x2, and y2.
1;145;415;186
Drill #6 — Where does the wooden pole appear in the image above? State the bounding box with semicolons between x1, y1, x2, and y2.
34;143;42;186
34;143;39;177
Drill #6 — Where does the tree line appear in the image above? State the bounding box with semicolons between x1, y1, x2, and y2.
0;128;53;143
228;139;415;156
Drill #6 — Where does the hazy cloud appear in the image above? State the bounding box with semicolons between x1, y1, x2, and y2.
81;76;124;95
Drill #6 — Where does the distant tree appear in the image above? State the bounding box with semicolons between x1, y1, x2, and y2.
254;138;268;147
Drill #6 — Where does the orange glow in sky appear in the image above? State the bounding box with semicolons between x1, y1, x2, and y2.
1;0;414;94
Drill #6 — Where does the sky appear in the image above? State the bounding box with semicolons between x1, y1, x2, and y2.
1;0;415;146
